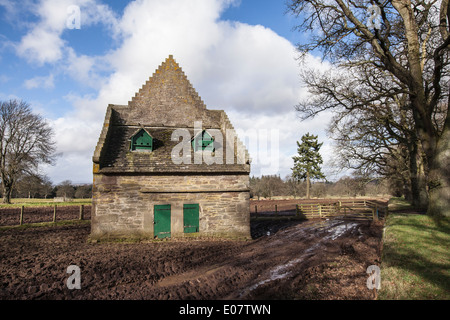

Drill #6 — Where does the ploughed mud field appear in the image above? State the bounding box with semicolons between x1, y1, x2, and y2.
0;205;91;226
0;212;383;300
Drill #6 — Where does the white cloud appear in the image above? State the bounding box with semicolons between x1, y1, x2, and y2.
24;73;54;89
79;1;118;30
15;0;118;65
194;22;304;115
17;26;66;64
63;48;111;90
28;0;332;183
0;0;30;27
227;109;336;179
41;152;93;184
51;116;98;155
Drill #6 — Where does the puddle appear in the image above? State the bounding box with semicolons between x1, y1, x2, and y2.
324;221;359;240
240;220;362;297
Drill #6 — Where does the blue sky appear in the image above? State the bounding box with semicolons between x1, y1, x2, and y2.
0;0;334;185
221;0;303;43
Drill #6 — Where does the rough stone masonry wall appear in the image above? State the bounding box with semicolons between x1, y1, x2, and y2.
91;174;250;240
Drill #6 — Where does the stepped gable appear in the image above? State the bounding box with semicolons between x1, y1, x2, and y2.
125;55;217;128
91;55;251;241
93;55;250;174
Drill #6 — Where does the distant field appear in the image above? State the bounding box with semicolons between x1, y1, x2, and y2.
0;198;92;208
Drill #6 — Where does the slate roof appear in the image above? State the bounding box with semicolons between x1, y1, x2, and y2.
93;55;250;174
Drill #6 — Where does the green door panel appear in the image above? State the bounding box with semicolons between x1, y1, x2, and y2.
131;129;153;151
183;204;199;233
192;130;214;152
154;204;171;238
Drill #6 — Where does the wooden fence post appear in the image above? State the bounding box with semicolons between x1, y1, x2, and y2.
53;205;57;222
255;205;257;217
275;204;277;215
19;206;24;225
79;205;84;220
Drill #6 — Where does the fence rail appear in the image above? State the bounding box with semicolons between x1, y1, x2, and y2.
0;205;91;227
252;200;387;221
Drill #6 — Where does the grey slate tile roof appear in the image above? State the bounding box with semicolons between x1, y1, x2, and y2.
93;55;250;174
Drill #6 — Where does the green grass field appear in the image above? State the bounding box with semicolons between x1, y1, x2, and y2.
379;199;450;299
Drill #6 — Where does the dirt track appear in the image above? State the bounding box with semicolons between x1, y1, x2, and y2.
0;214;383;300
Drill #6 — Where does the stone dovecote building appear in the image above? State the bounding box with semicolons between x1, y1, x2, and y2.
91;55;251;240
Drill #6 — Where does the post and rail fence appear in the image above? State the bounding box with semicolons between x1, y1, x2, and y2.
0;204;91;227
251;199;388;221
2;199;387;227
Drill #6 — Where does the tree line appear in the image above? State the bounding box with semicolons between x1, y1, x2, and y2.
0;175;92;200
0;99;90;202
250;174;391;200
0;100;56;203
287;0;450;217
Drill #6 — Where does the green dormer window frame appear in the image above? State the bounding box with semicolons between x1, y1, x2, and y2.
130;128;153;151
192;130;214;152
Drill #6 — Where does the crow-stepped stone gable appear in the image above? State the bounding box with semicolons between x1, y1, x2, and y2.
91;55;251;240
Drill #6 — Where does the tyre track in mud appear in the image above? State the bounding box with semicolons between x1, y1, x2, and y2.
0;218;383;300
133;219;370;300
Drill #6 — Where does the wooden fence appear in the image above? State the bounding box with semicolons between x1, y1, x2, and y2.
0;205;91;227
295;203;340;218
252;200;388;221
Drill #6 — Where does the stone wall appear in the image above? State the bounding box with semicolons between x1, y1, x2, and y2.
91;173;250;240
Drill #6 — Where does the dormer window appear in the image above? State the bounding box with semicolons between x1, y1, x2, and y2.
192;130;214;152
130;128;153;151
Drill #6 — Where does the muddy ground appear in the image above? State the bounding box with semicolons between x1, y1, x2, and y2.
0;205;91;226
0;209;384;300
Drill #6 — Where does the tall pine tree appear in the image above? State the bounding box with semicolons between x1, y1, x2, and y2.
292;133;325;199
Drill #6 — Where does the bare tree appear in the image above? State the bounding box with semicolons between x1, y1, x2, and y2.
14;174;43;198
39;175;54;199
250;175;287;199
325;84;430;208
285;174;304;198
288;0;450;216
0;100;56;203
56;180;75;200
74;184;92;199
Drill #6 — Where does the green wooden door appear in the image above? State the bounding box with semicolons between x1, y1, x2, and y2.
154;204;171;238
183;204;199;233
